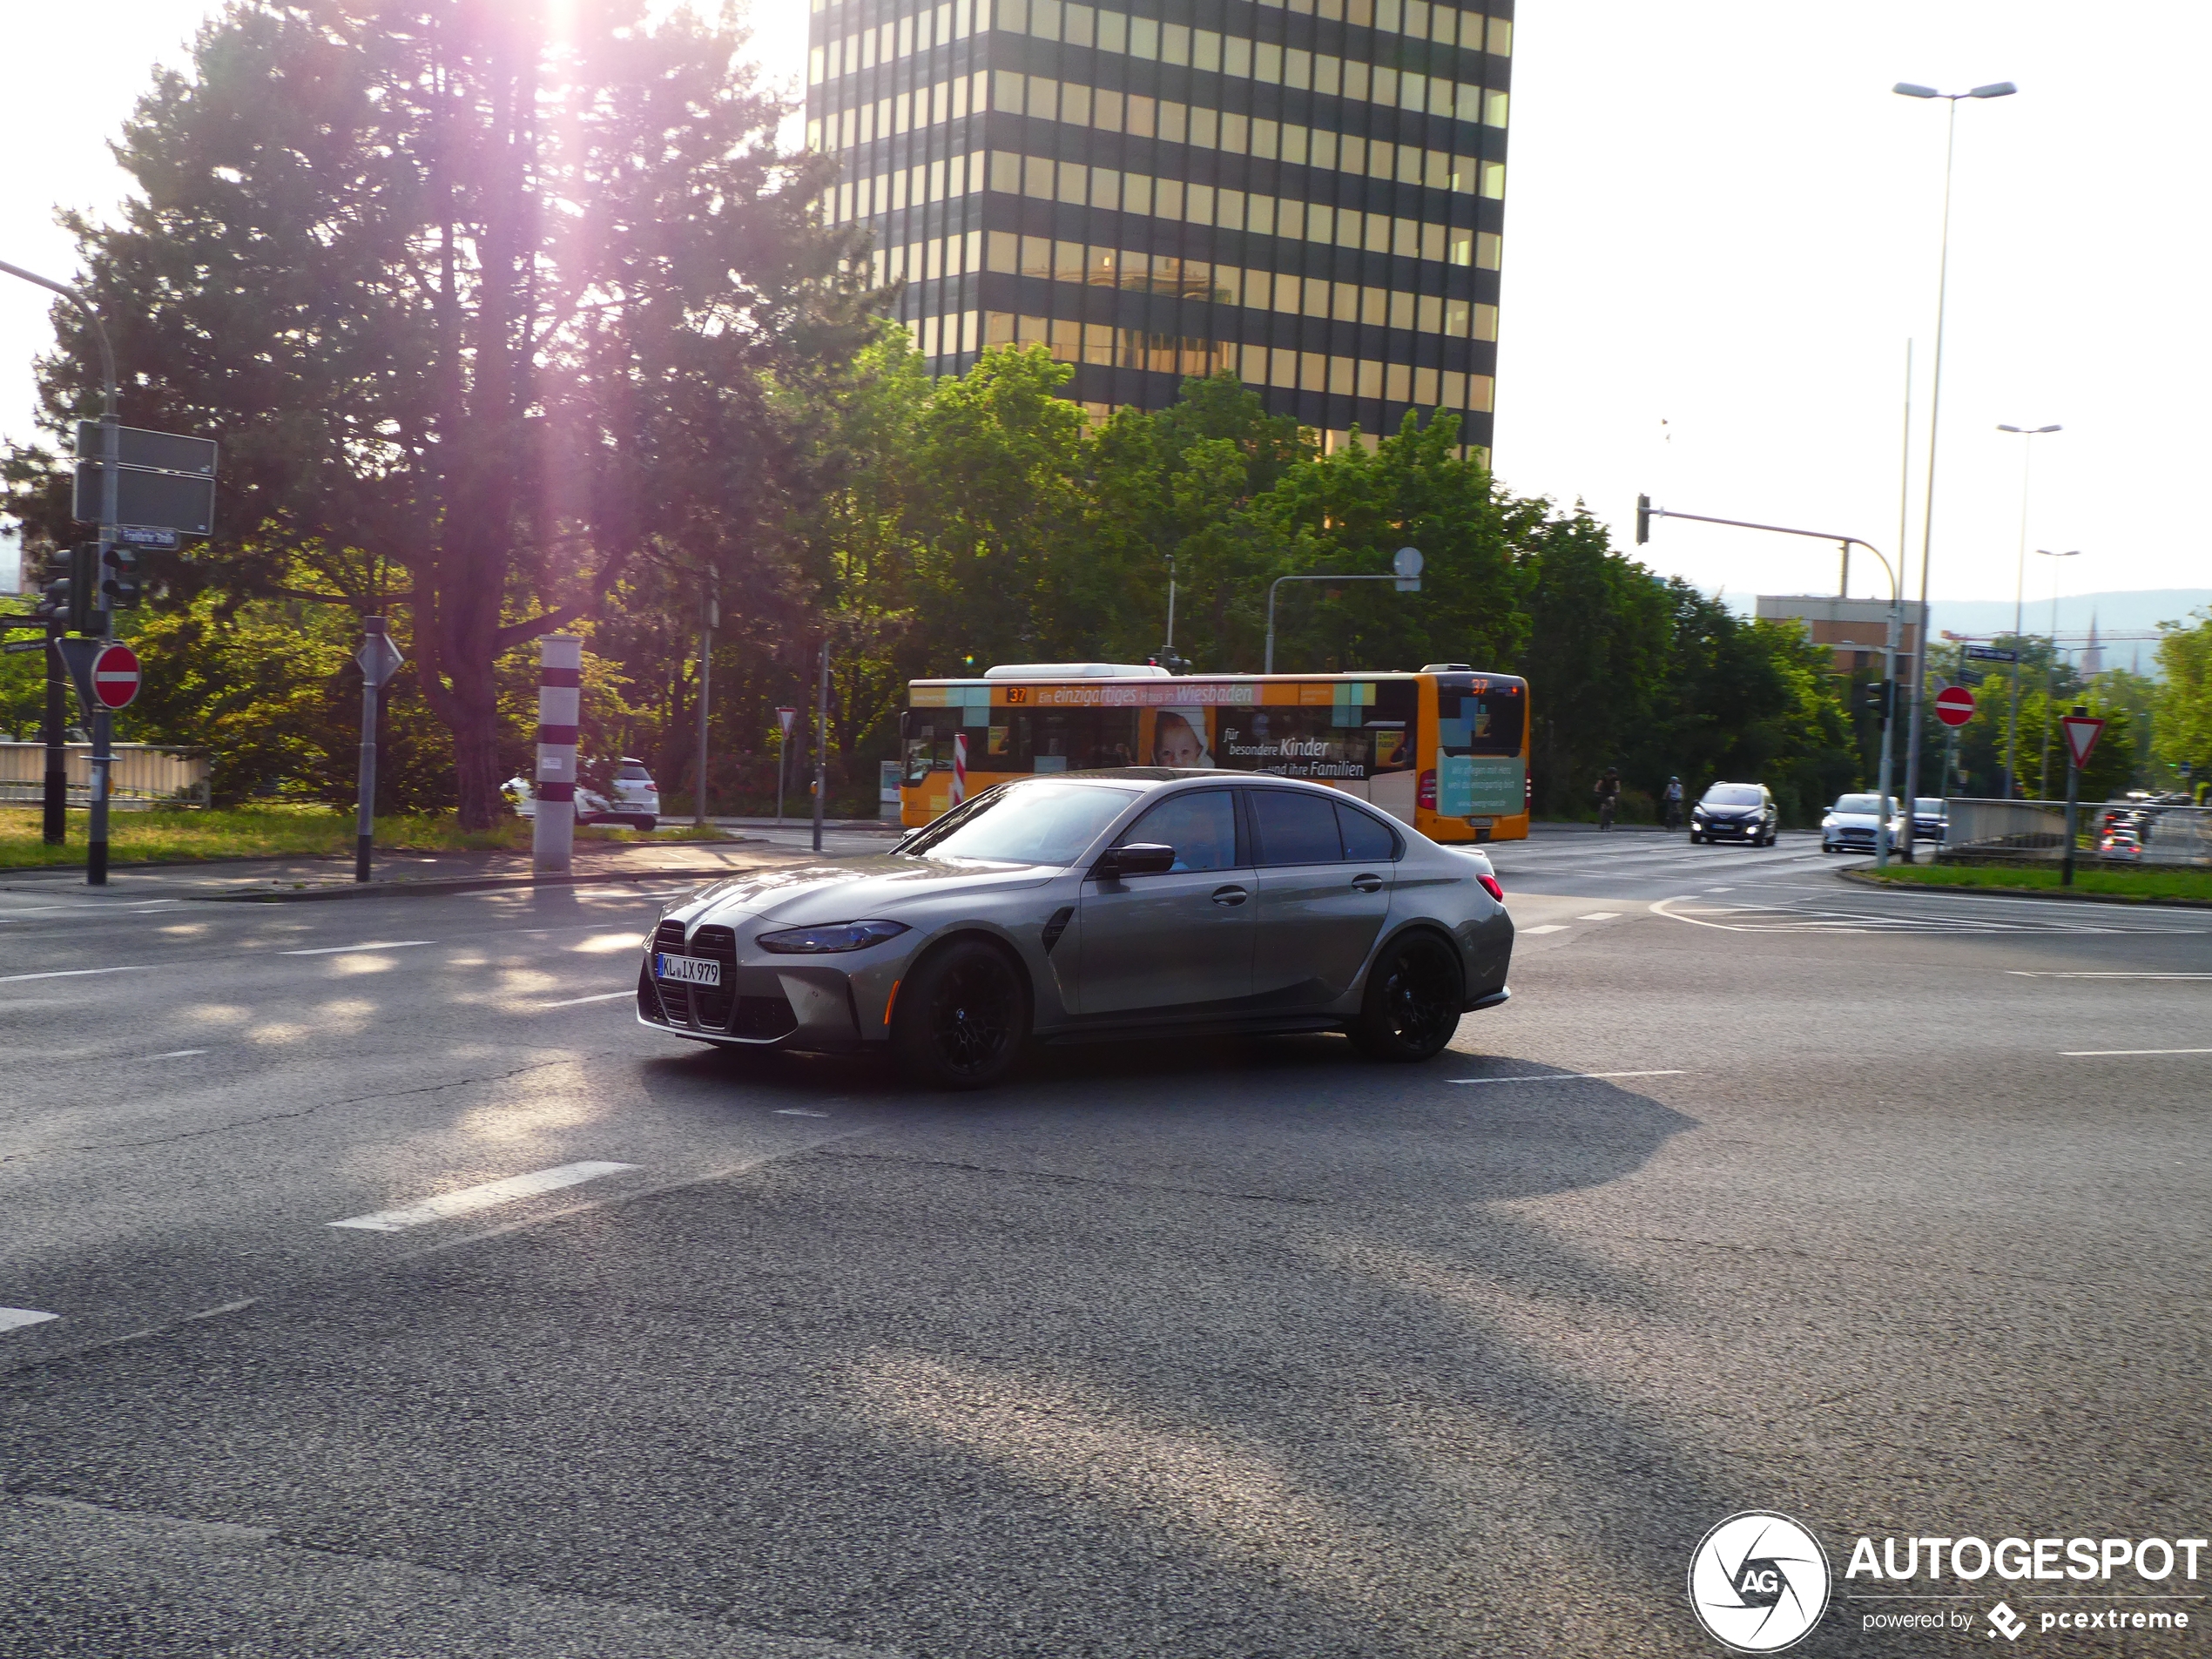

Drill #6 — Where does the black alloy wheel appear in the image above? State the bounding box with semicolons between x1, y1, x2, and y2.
1352;932;1466;1062
891;939;1029;1089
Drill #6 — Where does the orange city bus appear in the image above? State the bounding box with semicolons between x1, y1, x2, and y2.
899;662;1531;845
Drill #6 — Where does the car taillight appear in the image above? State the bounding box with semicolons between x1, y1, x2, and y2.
1419;769;1437;809
1478;873;1504;902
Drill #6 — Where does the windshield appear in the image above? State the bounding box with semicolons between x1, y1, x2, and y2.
1702;785;1763;806
1833;794;1897;814
1915;799;1943;813
900;779;1139;866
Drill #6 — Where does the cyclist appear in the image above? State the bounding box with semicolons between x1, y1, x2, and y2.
1662;775;1685;832
1593;767;1622;831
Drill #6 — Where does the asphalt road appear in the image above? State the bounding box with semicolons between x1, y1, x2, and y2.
0;827;2205;1656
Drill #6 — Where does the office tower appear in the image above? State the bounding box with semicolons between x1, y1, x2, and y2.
806;0;1510;459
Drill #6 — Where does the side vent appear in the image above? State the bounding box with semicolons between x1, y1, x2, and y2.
1040;906;1075;954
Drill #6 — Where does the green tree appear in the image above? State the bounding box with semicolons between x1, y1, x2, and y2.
2153;610;2212;795
11;0;870;826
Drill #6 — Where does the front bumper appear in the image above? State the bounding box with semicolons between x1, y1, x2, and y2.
1696;819;1764;840
637;919;878;1049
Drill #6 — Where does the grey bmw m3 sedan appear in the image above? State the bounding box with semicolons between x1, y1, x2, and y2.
639;769;1514;1087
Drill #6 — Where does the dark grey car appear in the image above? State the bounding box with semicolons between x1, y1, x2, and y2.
638;769;1514;1087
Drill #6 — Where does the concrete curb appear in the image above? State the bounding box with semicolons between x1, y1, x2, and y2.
1837;867;2212;911
183;868;734;904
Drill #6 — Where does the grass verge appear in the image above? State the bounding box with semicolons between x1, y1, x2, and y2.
1864;861;2212;905
0;807;731;870
0;806;532;869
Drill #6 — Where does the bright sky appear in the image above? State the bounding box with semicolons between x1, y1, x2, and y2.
3;2;2206;609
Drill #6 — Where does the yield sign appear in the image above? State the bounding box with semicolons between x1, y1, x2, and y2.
2060;713;2106;770
776;706;798;738
1934;685;1975;727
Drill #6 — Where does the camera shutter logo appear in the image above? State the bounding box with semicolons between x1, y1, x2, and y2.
1688;1512;1832;1652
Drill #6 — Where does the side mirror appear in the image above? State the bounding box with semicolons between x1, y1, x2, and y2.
1092;841;1177;880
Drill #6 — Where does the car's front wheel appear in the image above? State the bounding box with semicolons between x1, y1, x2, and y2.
891;939;1030;1089
1351;931;1465;1063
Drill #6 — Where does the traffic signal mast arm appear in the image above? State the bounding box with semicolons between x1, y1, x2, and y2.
1637;499;1905;868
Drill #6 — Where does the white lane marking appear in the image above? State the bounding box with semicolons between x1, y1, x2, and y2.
1521;924;1568;934
327;1161;638;1231
538;990;633;1008
1576;911;1622;921
1706;887;1734;893
280;940;435;957
2010;972;2212;981
2059;1048;2212;1058
1451;1069;1688;1085
0;964;154;984
0;1308;60;1333
775;1109;830;1117
146;1049;208;1060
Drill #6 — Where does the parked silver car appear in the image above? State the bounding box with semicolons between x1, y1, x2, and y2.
638;769;1514;1087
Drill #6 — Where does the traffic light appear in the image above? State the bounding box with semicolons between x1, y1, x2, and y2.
1635;494;1652;545
1862;679;1894;721
101;543;142;609
67;543;98;634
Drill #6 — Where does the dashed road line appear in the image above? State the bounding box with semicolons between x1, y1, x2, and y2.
538;989;633;1008
279;940;435;956
0;964;154;984
2011;972;2212;981
1577;911;1622;921
1521;924;1568;934
1451;1069;1689;1085
327;1161;638;1232
0;1308;60;1334
2059;1048;2212;1058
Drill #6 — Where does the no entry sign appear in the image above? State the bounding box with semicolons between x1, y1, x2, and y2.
1934;685;1975;728
91;642;141;709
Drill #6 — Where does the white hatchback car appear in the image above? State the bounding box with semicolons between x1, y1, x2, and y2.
502;758;660;831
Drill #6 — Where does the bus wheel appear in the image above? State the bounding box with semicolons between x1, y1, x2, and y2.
891;940;1029;1089
1351;933;1463;1062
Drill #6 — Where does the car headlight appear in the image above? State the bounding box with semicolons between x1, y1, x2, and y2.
755;919;911;954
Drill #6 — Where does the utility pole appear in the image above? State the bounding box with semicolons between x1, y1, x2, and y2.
812;637;830;854
693;571;718;827
353;617;403;881
43;615;65;845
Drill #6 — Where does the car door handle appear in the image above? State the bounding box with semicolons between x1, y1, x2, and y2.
1211;885;1249;907
1350;873;1384;894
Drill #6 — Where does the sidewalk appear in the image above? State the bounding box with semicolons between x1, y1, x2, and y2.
0;838;812;904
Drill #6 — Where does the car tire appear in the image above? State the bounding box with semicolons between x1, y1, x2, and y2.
890;938;1030;1089
1688;832;1701;844
634;816;657;833
1351;930;1465;1063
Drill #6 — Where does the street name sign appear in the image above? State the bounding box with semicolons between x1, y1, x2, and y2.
2060;714;2106;771
1934;685;1975;727
1964;644;2020;664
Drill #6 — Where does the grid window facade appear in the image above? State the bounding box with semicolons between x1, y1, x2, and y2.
806;0;1507;458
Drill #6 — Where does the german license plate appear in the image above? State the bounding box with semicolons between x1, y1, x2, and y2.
654;954;719;987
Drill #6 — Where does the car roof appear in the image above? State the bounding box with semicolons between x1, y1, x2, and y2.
1038;766;1354;794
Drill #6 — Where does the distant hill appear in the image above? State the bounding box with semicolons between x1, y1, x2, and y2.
1926;590;2211;649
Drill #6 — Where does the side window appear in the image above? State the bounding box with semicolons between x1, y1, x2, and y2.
1118;790;1239;873
1336;801;1399;863
1249;789;1343;865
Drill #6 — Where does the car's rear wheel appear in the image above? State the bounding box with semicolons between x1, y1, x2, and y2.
634;815;657;833
1351;932;1464;1062
890;939;1029;1089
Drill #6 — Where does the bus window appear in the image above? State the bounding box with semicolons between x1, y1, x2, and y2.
1025;708;1137;772
902;718;954;784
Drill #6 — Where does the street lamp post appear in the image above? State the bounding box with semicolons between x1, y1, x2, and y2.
2035;548;2082;798
1997;422;2061;797
1892;79;2017;852
1263;548;1423;673
0;256;122;886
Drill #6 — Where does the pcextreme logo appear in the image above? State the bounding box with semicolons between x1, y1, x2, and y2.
1688;1512;1833;1653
